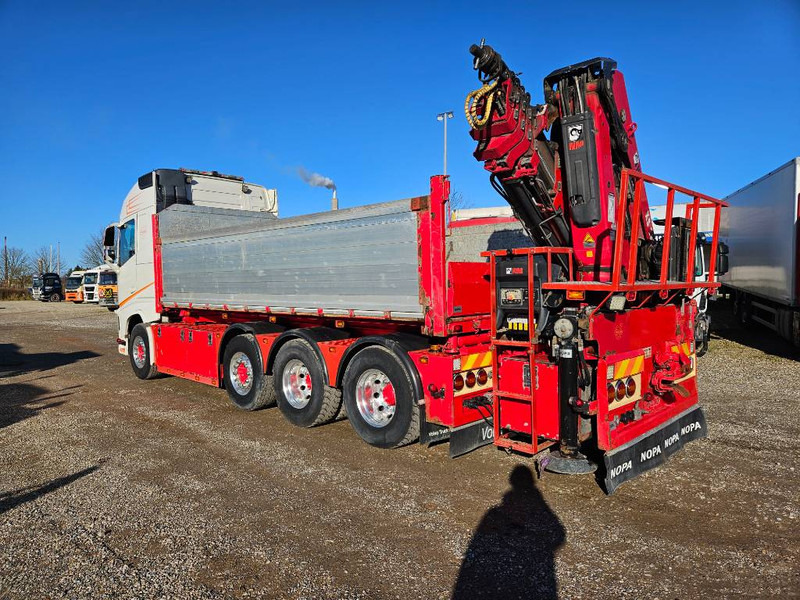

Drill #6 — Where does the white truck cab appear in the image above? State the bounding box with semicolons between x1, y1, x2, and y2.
83;266;107;303
104;168;278;354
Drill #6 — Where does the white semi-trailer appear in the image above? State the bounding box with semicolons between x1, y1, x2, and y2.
721;157;800;346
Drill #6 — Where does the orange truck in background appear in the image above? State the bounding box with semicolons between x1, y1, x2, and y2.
98;270;118;309
64;270;86;303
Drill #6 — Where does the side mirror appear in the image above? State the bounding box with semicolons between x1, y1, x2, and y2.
103;225;116;247
103;225;117;264
717;253;729;275
717;242;729;275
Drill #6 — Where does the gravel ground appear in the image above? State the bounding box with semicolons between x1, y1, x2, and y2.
1;300;798;599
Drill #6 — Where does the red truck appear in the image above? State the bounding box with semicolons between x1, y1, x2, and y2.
104;45;725;493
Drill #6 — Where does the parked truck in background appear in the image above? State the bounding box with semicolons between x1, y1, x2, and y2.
721;157;800;347
82;268;100;303
31;272;63;302
82;265;115;303
98;270;119;309
65;270;86;303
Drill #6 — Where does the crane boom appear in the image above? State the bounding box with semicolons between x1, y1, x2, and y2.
466;43;656;282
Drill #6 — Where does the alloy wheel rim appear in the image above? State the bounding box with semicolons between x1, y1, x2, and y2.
355;368;396;428
133;337;147;368
282;359;312;409
229;351;254;395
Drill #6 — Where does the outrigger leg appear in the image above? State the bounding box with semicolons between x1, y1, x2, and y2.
543;333;596;475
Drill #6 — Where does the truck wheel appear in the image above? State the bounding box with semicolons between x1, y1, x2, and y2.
273;339;341;427
222;334;275;411
342;346;419;449
49;293;61;302
129;324;158;380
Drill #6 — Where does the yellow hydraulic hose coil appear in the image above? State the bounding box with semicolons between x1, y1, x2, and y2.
465;79;499;129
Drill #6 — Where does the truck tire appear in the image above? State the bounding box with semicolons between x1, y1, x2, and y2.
129;324;158;380
273;339;341;427
342;346;419;449
222;334;275;411
49;293;61;302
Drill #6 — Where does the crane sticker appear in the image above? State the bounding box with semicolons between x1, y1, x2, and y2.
568;124;585;151
583;233;596;258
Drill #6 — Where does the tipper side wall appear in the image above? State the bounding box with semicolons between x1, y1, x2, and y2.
159;199;424;318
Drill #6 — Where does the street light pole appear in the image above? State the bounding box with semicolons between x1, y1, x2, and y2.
436;111;454;176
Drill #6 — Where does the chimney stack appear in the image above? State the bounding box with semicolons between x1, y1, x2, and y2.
331;189;338;211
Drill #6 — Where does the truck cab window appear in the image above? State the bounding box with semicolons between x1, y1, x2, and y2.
119;218;136;266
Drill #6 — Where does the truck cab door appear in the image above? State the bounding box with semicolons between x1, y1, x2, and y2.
116;217;137;305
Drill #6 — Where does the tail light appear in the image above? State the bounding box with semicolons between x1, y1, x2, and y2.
465;371;477;388
454;374;465;391
477;369;488;385
625;377;636;397
607;382;616;399
615;380;626;401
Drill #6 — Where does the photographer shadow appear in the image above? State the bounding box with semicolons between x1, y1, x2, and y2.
452;465;565;600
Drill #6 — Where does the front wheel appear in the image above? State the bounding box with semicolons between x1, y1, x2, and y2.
342;346;419;449
222;334;275;411
129;324;158;380
49;293;61;302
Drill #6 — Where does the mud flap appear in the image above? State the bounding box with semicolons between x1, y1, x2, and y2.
603;405;707;494
449;418;494;458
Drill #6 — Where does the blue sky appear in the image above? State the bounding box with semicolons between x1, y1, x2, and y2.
1;1;798;268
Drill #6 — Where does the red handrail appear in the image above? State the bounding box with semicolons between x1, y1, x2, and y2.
491;168;728;297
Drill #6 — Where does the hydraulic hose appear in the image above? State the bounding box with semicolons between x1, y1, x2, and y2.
465;79;499;129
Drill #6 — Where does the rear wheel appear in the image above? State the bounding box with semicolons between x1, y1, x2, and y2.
342;346;419;448
273;339;341;427
129;323;158;380
222;334;275;411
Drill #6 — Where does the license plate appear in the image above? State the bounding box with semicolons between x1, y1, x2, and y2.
603;405;707;494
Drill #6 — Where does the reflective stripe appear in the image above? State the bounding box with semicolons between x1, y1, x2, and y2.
461;351;492;371
613;354;645;380
118;282;154;308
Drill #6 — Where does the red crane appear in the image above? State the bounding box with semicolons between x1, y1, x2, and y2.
465;42;727;491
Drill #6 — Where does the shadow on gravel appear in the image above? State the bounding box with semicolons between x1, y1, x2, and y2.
708;301;799;361
0;383;81;429
0;343;99;377
452;465;564;600
0;464;102;515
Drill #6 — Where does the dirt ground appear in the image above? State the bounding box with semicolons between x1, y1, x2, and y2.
1;300;798;599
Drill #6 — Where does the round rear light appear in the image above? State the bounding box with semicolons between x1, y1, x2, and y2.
466;371;477;388
626;377;636;397
477;369;488;385
607;383;615;399
615;380;626;401
454;374;465;391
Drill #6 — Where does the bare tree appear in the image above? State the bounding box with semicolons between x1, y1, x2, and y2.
32;246;57;274
80;230;105;268
449;190;474;212
1;246;32;286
